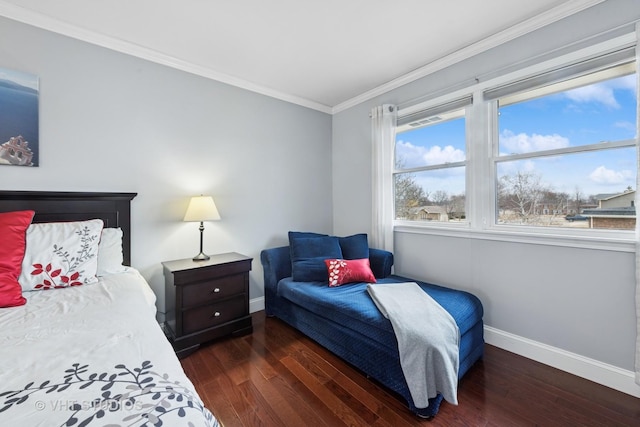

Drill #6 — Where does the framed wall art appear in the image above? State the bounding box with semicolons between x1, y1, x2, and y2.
0;67;39;167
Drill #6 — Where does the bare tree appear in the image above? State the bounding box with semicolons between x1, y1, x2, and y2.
394;173;428;219
539;190;568;225
431;190;449;206
394;156;429;220
498;171;549;224
448;194;466;219
544;190;568;215
572;187;584;214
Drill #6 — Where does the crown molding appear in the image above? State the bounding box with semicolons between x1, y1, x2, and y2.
331;0;606;114
0;1;333;114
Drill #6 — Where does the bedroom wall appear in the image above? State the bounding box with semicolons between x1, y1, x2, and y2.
332;0;640;396
0;16;333;318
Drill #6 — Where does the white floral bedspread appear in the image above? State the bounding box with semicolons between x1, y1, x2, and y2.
0;269;218;427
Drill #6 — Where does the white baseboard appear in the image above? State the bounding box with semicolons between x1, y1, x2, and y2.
241;304;640;397
250;296;265;313
484;326;640;398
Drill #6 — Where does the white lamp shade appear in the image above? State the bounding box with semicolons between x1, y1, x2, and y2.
183;195;221;222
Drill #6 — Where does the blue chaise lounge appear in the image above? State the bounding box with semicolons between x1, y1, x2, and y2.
260;233;484;418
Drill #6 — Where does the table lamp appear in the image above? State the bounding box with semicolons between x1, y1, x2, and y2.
183;195;221;261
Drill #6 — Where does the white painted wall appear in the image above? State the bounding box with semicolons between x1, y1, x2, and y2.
332;0;640;396
0;17;333;318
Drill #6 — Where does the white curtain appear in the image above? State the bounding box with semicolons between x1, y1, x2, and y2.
371;104;397;252
635;22;640;386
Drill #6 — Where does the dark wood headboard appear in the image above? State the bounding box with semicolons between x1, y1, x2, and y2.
0;191;137;265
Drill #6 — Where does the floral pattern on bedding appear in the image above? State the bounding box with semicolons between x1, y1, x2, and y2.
30;225;98;289
0;360;219;427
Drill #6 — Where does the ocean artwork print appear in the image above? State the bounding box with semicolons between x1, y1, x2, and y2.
0;67;39;167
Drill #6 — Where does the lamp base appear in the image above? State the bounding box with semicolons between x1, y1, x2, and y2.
192;221;210;261
192;252;210;261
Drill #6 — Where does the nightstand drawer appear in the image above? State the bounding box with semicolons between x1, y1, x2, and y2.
182;295;247;335
182;274;245;307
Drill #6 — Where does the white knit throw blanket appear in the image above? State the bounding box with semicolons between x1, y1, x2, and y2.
367;282;460;408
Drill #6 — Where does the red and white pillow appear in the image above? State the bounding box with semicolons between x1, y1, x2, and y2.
0;210;35;307
324;258;376;287
19;219;104;291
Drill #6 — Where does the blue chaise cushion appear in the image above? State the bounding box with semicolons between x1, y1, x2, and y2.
288;231;328;241
338;233;369;259
290;236;343;282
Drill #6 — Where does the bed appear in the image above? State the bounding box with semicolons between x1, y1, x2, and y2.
0;191;218;427
261;232;484;419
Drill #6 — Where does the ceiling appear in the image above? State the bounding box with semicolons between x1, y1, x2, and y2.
0;0;604;113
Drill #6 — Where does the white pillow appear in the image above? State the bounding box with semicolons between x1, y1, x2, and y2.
97;227;127;276
19;219;104;291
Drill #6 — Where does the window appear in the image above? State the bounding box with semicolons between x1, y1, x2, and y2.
493;57;637;231
391;36;638;245
394;98;470;222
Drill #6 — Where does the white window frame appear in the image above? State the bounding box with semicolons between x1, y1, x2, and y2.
394;97;471;226
393;32;638;253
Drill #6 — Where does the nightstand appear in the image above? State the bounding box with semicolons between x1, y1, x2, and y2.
162;252;253;358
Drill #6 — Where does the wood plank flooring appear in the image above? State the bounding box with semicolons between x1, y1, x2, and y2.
181;311;640;426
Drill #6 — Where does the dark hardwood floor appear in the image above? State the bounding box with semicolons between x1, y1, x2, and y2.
181;311;639;426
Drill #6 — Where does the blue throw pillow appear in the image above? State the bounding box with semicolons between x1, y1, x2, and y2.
290;236;343;282
288;231;328;244
339;233;369;260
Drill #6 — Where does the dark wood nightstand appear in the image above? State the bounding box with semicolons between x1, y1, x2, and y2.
162;252;253;358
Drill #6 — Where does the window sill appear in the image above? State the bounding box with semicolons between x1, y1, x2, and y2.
394;222;635;253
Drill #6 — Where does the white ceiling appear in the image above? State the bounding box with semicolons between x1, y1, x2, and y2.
0;0;604;113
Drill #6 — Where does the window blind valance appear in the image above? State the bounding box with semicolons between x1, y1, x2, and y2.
483;46;635;103
397;95;472;129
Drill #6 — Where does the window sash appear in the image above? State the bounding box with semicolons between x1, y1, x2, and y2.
495;139;636;163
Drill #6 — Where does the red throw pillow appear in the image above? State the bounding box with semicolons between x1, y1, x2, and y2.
0;210;35;307
324;258;377;287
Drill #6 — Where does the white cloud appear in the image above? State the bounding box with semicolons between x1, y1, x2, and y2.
563;75;636;109
423;145;465;164
396;140;464;168
588;166;633;185
614;120;636;133
396;140;423;168
565;84;619;108
612;74;637;91
499;130;569;154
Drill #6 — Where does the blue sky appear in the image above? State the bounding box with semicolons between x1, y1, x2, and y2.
396;73;637;198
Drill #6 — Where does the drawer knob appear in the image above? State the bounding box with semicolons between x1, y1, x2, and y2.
213;312;221;317
212;288;220;293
